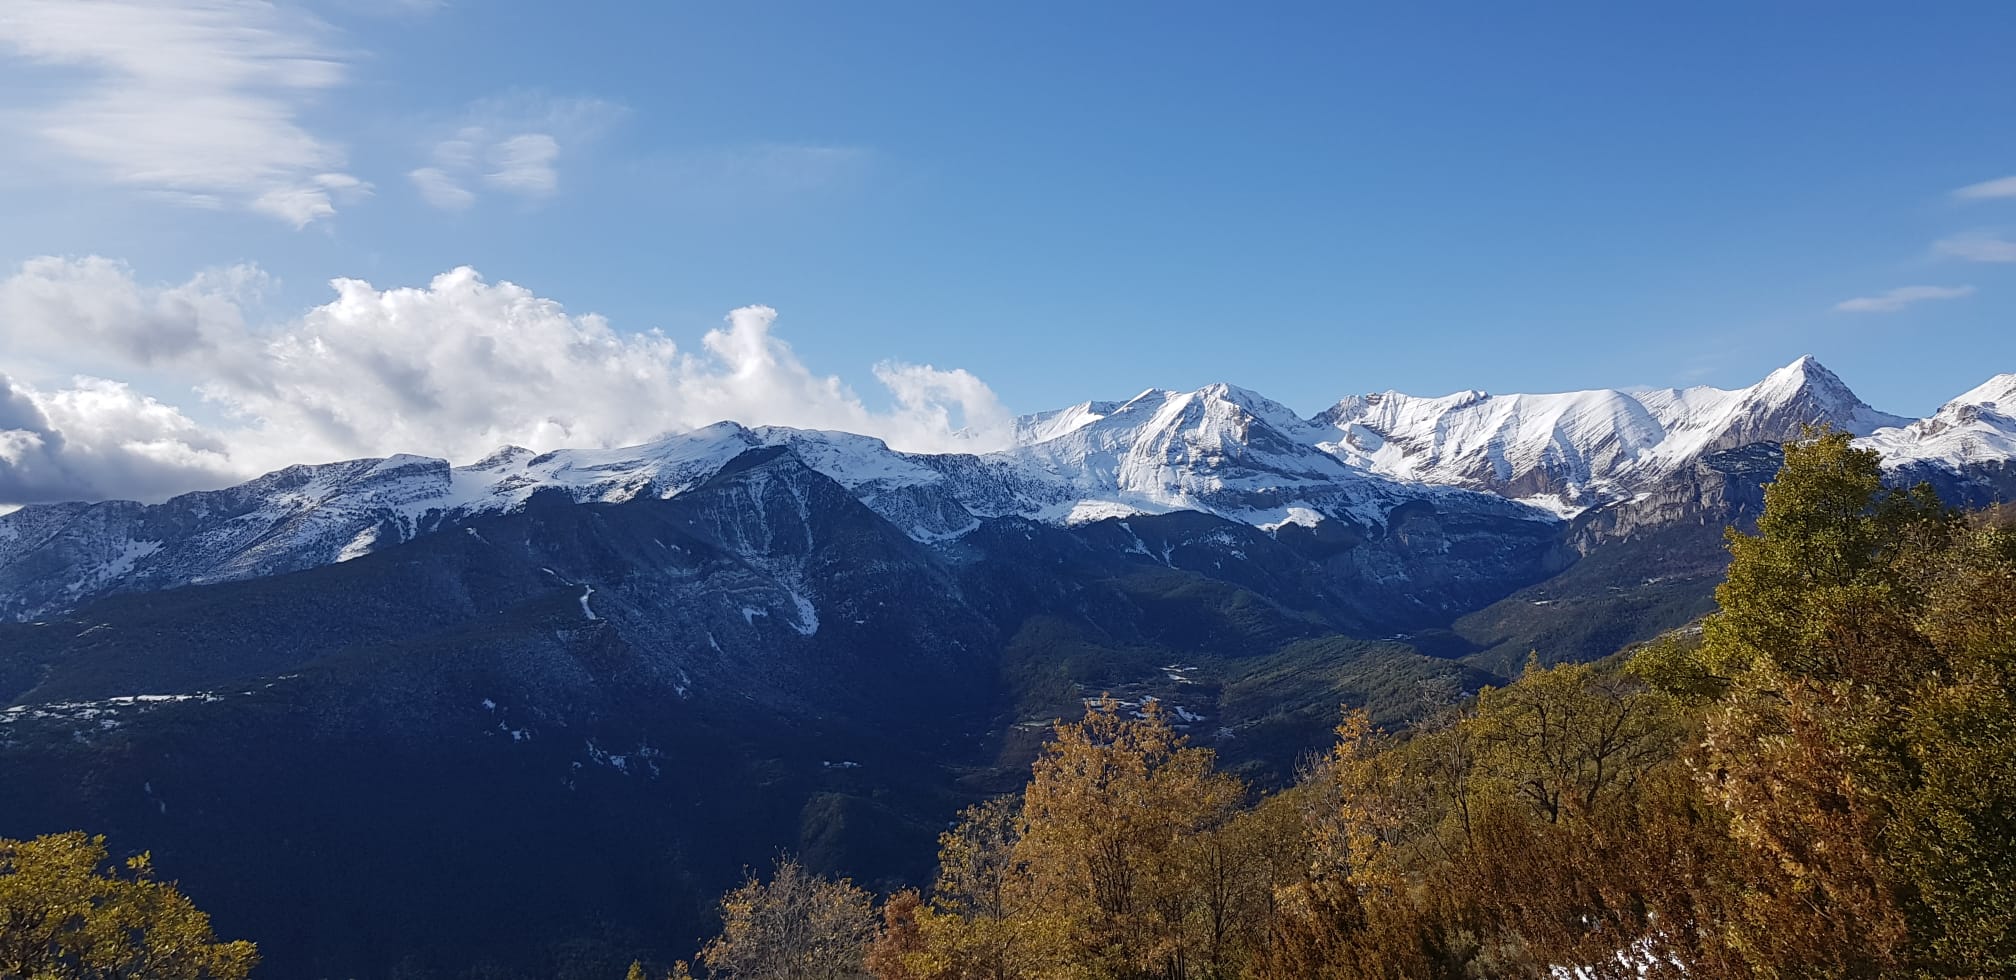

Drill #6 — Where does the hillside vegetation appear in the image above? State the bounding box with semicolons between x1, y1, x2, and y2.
648;431;2016;979
5;431;2011;978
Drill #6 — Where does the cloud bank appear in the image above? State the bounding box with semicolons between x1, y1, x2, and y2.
0;259;1012;506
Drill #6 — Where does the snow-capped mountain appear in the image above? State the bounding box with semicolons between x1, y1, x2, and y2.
0;425;767;621
3;356;2011;624
4;356;2012;980
1312;356;1909;510
994;383;1544;529
1863;373;2016;468
1860;373;2016;507
0;384;1553;622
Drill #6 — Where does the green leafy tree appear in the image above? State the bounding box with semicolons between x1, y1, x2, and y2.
1698;428;1951;685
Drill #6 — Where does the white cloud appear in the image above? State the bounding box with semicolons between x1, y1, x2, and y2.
0;255;268;368
0;373;238;504
0;258;1013;505
410;94;623;210
1833;285;1976;314
1954;175;2016;201
0;0;363;226
407;167;476;211
486;133;561;193
1934;233;2016;263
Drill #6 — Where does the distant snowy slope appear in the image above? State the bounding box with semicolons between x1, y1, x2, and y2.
1314;356;1909;510
1861;373;2016;468
997;383;1546;529
1313;387;1667;505
1632;356;1907;467
0;426;767;621
1012;399;1119;444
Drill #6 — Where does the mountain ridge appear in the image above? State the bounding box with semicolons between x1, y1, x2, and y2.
4;356;2011;623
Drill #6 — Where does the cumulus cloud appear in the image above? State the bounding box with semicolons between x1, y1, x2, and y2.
0;373;238;504
1934;233;2016;263
0;0;365;226
1833;285;1975;314
0;258;1014;505
0;255;268;369
408;93;623;210
1954;175;2016;201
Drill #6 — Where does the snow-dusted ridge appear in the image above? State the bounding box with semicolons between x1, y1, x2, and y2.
1314;356;1914;510
2;357;2010;622
1861;373;2016;469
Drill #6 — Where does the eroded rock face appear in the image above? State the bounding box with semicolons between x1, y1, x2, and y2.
1567;444;1780;554
1888;457;2016;511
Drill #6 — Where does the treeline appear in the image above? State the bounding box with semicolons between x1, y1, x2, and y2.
646;432;2016;980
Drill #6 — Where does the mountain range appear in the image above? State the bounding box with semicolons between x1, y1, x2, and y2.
7;356;2008;621
2;356;2012;979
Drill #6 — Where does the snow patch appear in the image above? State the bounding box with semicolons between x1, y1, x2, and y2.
789;591;819;636
336;525;380;563
1250;506;1326;531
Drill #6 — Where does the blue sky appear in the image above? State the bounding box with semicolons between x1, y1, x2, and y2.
1;1;2014;502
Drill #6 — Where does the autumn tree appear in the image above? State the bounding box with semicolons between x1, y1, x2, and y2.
1468;655;1680;825
879;701;1273;980
886;435;2015;978
861;890;939;980
1882;510;2016;973
698;855;875;980
1627;431;2016;976
1290;664;1701;980
0;831;258;980
1670;433;1941;974
913;794;1056;980
1012;699;1249;979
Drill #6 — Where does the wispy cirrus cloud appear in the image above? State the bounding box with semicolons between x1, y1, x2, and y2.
1834;285;1975;314
407;92;625;210
0;0;367;226
407;167;477;211
1933;233;2016;263
1954;175;2016;201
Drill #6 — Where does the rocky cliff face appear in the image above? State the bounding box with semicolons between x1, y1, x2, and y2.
1567;443;1781;553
